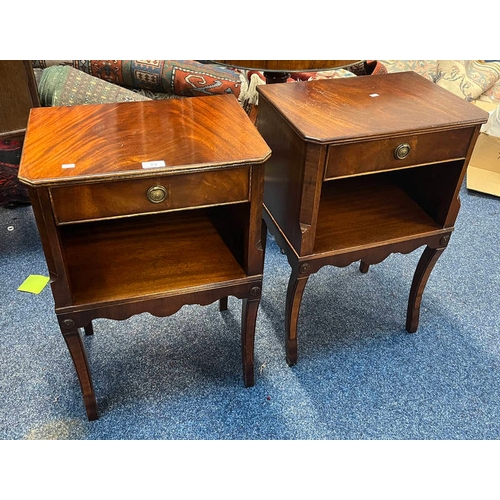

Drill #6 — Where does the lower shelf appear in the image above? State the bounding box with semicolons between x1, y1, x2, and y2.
313;175;443;254
61;208;248;306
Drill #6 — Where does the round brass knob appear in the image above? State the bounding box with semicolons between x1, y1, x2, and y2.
147;185;167;203
394;143;411;160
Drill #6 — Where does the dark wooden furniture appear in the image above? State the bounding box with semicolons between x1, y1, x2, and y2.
211;60;362;84
256;71;488;366
19;95;271;420
0;60;40;141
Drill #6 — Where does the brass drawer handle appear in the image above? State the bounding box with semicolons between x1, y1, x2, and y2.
147;185;168;203
394;143;411;160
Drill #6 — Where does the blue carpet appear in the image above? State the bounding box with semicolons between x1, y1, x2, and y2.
1;180;499;441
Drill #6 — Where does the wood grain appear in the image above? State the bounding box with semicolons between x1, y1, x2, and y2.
19;94;271;185
0;60;39;139
211;60;361;72
21;94;270;418
61;209;248;305
256;71;488;364
313;175;441;254
324;127;473;179
257;72;488;143
50;167;250;223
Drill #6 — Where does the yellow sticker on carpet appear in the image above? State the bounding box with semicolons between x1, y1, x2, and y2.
18;275;50;294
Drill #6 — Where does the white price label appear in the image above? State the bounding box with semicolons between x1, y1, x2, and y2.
142;160;166;169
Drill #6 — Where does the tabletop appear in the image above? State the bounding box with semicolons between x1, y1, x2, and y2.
257;72;489;143
19;94;271;186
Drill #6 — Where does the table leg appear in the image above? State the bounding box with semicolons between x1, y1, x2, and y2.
219;297;228;311
83;321;94;336
61;327;98;421
359;261;370;273
241;295;260;387
263;71;290;84
406;245;445;333
285;268;310;366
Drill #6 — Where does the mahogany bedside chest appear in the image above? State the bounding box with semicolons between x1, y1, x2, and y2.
256;71;488;366
19;95;271;420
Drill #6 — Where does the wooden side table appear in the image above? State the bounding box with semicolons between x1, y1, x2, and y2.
19;95;271;420
211;60;362;84
256;71;488;366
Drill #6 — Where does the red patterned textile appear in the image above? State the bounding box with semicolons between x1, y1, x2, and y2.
243;61;387;84
71;60;243;98
291;61;387;81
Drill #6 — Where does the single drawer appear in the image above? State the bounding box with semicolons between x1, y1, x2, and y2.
324;127;474;180
51;167;250;224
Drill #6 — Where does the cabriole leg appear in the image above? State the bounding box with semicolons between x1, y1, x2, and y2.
285;267;310;366
241;292;261;387
60;324;98;421
83;321;94;336
359;260;370;273
406;245;445;333
219;297;228;311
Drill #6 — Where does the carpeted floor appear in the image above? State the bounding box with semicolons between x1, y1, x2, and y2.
1;178;499;441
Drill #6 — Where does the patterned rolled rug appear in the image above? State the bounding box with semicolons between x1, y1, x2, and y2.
33;60;249;103
71;60;247;99
38;65;152;106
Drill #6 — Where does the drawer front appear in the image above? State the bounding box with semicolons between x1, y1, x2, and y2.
51;167;250;224
324;128;474;180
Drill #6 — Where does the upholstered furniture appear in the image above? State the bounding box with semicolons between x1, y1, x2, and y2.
379;60;500;102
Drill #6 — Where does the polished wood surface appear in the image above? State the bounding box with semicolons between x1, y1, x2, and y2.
212;60;361;72
313;176;442;254
257;71;488;366
61;210;248;305
0;60;40;140
21;96;270;420
324;128;474;179
257;72;488;143
19;94;270;185
50;167;250;223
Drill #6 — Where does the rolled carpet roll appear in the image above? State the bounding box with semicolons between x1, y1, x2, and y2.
38;65;151;107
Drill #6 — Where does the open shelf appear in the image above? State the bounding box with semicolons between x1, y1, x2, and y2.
61;208;248;306
313;173;442;254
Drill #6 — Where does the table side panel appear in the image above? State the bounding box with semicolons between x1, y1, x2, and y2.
297;142;327;255
257;98;308;253
27;186;74;307
441;124;483;227
246;163;266;275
